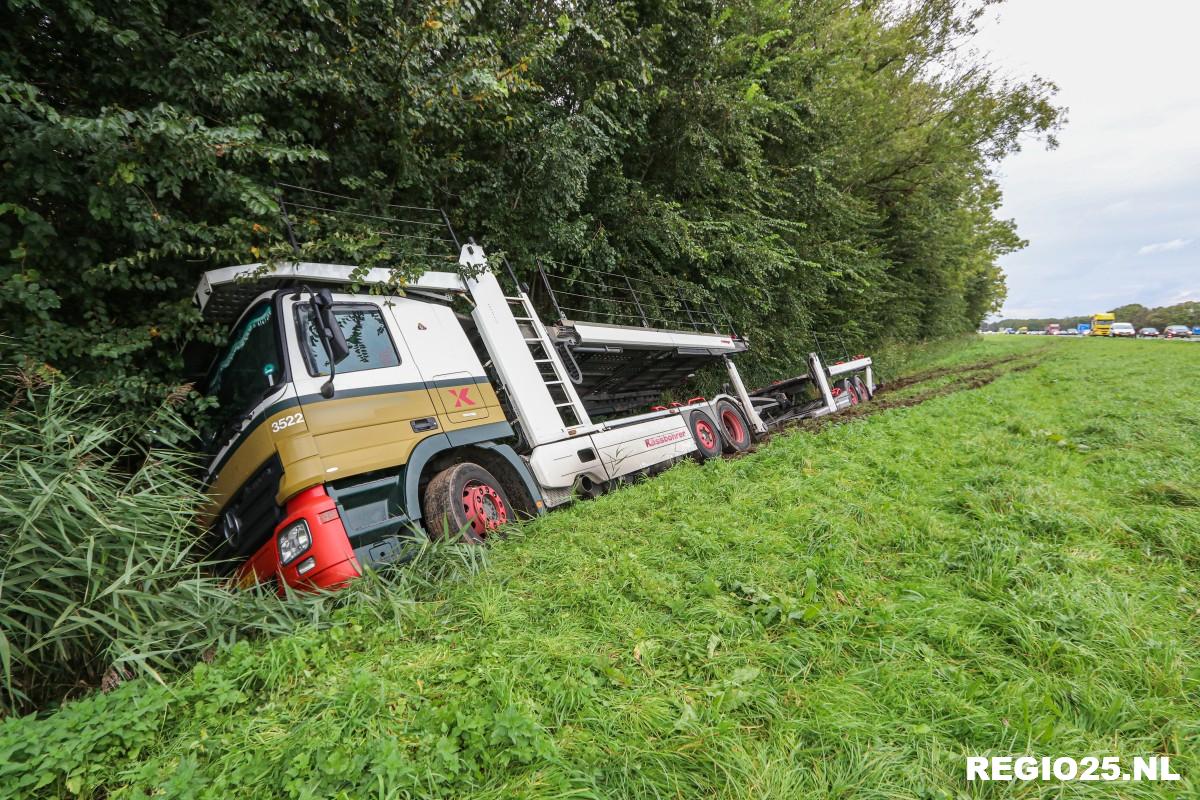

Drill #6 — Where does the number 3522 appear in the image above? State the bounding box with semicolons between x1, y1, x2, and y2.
271;412;304;433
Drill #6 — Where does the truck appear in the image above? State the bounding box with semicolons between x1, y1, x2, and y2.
1089;313;1115;336
191;198;876;592
1046;323;1061;335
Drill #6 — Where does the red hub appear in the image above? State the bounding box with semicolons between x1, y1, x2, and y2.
720;409;746;445
695;418;717;450
461;480;508;538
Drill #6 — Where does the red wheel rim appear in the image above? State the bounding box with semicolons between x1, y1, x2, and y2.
720;409;746;445
461;480;508;538
847;385;859;405
695;419;717;451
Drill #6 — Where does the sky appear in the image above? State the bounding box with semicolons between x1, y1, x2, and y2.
970;0;1200;320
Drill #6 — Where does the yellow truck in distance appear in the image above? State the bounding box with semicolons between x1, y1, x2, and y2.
1090;313;1115;336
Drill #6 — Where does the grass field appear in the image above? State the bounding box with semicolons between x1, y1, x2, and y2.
3;336;1198;799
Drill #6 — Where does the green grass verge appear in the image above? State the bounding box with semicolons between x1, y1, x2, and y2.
3;336;1198;798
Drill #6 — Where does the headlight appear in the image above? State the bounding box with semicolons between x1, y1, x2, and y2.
278;520;312;566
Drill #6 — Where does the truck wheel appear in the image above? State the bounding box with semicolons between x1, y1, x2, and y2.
688;410;723;461
714;399;752;453
422;462;512;544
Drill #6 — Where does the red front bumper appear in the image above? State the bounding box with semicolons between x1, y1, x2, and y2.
237;485;361;593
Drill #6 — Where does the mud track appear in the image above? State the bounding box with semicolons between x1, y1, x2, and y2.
745;346;1048;448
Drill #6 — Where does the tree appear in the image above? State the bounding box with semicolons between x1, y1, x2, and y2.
1;0;1062;409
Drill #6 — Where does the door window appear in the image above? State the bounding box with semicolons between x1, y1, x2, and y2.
296;304;400;376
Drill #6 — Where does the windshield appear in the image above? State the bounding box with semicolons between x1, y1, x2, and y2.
203;301;282;449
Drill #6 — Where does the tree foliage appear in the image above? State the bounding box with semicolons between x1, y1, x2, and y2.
1;0;1061;404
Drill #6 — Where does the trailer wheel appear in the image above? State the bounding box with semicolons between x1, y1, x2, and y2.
688;410;723;461
852;375;872;401
714;400;752;453
837;379;861;406
422;462;512;544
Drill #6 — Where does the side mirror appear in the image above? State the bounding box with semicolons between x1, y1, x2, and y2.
313;289;350;365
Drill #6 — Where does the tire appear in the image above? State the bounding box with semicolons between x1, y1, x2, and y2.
422;462;513;544
837;379;861;406
714;399;752;453
687;409;723;461
852;375;872;401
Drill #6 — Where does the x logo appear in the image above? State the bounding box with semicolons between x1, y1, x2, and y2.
449;387;475;408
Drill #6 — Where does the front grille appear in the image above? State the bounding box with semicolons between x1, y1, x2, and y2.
210;455;285;564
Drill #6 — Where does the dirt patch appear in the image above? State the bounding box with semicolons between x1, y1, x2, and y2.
879;348;1047;393
831;361;1035;422
741;353;1042;449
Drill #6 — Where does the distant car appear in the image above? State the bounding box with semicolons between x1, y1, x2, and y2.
1137;327;1159;338
1059;328;1079;336
1193;326;1200;337
1003;327;1016;334
1029;329;1045;335
1164;325;1191;339
1109;322;1136;338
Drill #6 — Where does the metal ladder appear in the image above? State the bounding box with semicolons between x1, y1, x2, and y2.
504;293;589;428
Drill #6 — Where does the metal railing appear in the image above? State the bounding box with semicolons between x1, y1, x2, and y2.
275;184;461;272
531;258;737;336
812;333;867;366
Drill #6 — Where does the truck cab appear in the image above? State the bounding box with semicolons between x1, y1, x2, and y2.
199;278;526;590
1089;313;1115;336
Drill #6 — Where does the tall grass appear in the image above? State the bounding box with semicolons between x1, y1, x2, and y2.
1;376;257;711
0;373;491;714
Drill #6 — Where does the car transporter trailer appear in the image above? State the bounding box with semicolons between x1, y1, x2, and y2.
192;191;877;592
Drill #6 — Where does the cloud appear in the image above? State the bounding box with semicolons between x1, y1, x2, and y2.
1100;200;1132;216
1137;238;1192;255
974;1;1200;317
1165;288;1200;304
991;306;1054;320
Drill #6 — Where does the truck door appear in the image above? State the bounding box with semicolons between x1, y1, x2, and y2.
282;294;440;482
385;300;501;431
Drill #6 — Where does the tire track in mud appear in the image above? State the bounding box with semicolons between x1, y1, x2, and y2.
746;347;1048;446
877;347;1049;393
